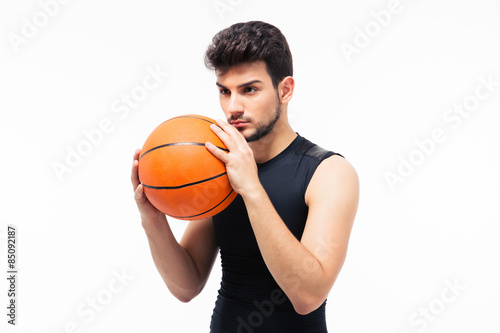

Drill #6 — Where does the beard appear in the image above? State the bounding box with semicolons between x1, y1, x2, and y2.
230;95;282;143
246;103;281;142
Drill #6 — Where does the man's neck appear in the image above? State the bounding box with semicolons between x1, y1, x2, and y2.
249;121;297;164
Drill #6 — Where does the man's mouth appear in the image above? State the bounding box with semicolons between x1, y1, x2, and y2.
230;120;248;128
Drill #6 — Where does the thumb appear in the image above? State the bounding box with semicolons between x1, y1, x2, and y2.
134;184;146;203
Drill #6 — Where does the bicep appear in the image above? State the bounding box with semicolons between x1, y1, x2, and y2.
179;217;219;285
301;155;359;282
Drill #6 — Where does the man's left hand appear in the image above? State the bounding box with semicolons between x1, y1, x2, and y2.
205;119;260;195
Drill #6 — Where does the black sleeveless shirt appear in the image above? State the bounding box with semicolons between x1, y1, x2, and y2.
210;134;343;333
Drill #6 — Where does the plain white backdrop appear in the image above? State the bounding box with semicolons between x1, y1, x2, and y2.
1;0;499;332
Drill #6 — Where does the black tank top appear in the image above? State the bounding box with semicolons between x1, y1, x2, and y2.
210;134;343;333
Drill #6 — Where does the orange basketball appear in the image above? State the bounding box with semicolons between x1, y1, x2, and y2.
138;114;237;220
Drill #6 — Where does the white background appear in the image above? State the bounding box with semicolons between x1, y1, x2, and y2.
1;0;499;332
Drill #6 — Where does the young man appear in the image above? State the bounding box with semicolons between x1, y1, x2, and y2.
131;21;359;332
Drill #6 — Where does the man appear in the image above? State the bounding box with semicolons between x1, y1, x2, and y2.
131;21;359;332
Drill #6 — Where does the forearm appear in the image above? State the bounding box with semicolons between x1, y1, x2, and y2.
241;185;331;313
142;217;203;302
133;151;208;302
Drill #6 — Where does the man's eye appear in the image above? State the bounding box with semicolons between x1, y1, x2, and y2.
220;89;230;95
244;87;257;93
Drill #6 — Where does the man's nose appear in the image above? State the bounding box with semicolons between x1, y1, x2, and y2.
227;93;243;116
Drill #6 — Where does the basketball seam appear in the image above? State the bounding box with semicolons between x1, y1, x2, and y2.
167;189;235;219
142;171;228;190
139;142;229;160
171;115;215;124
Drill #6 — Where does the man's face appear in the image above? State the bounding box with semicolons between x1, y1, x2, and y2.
216;61;281;142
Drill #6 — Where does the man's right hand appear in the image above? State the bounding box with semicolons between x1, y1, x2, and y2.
131;148;166;228
131;150;218;303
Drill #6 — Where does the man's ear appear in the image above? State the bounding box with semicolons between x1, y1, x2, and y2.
279;76;295;104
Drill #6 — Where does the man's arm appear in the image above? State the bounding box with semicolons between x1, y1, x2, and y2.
241;155;358;314
206;122;359;315
132;149;219;302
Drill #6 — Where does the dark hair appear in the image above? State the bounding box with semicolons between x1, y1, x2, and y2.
204;21;293;89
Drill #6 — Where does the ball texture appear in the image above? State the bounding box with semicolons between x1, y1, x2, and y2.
138;114;237;220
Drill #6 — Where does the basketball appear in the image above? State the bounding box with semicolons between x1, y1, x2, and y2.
138;114;237;220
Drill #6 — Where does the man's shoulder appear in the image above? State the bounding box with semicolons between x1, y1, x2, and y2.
293;136;344;161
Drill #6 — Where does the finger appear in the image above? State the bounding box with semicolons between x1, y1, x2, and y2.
210;123;235;150
215;119;242;137
133;148;141;161
215;119;248;147
131;160;140;190
205;141;229;164
131;150;141;190
134;183;145;203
